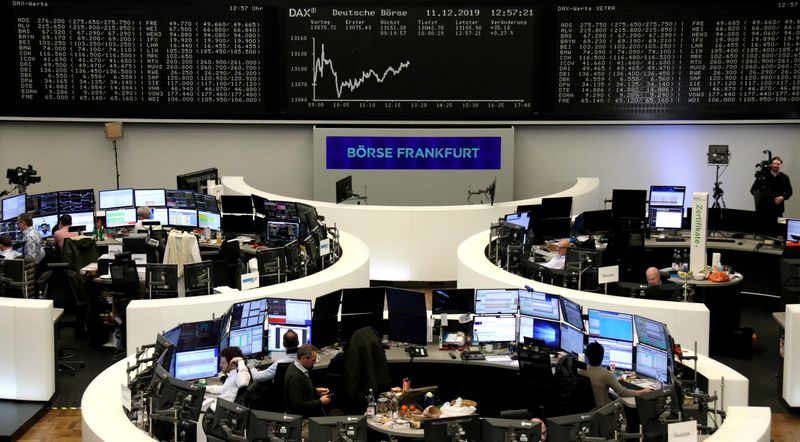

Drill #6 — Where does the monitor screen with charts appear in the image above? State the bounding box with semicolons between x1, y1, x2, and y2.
229;325;264;357
165;190;196;209
560;323;584;355
266;220;300;243
588;309;634;342
173;347;219;381
229;297;268;330
198;210;221;230
2;194;26;221
649;207;684;230
27;192;58;216
518;290;560;320
58;189;94;213
267;323;311;352
649;185;686;208
194;193;219;213
168;208;198;227
105;208;137;228
267;298;312;326
98;188;134;209
472;315;516;343
636;344;670;384
634;315;669;351
588;337;634;370
560;297;584;331
474;289;518;314
135;188;166;207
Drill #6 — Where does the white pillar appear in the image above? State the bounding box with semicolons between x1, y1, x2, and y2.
690;192;709;274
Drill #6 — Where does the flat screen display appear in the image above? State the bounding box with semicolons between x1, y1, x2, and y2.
612;189;647;219
198;210;221;230
32;214;58;238
151;208;169;226
264;201;299;221
636;344;670;384
560;323;584;355
504;212;530;230
518;290;559;320
105;208;137;228
194;193;219;213
788;219;800;246
135;189;166;207
532;318;561;350
27;192;58;216
167;208;198;227
98;188;134;209
266;220;300;243
432;288;475;314
173;347;218;381
267;323;311;352
58;189;94;213
588;337;634;370
649;185;686;208
472;315;516;343
2;194;26;221
267;298;312;326
588;309;634;342
474;289;518;314
634;315;669;351
649;207;684;230
560;297;583;331
229;297;268;330
165;190;196;209
65;211;95;233
229;325;264;357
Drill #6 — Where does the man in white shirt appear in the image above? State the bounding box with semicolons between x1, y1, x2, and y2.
251;329;299;383
17;213;44;264
0;236;21;259
205;346;250;410
542;239;570;270
134;206;162;231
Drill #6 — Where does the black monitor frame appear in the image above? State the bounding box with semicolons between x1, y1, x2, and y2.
309;416;367;442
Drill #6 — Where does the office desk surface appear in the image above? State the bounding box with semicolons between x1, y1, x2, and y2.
668;272;743;287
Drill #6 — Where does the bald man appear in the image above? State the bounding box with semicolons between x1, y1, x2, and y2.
646;267;662;286
543;239;570;270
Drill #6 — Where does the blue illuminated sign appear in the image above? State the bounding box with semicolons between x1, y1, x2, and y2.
326;136;501;170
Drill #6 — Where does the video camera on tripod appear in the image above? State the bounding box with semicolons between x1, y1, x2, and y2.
752;150;773;192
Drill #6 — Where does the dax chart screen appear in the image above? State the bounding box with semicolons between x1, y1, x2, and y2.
284;4;542;118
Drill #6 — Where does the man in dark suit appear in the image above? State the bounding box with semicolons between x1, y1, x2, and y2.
284;343;331;418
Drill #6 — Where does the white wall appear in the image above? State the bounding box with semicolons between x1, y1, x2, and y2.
2;121;799;217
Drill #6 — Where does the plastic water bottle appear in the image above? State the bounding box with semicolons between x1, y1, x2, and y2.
671;249;679;271
366;388;376;417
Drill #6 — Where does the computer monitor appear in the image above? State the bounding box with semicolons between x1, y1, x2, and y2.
98;188;134;210
64;211;95;234
150;364;205;425
587;399;626;440
518;290;560;320
423;416;480;442
560;323;585;355
175;319;220;352
588;309;634;342
311;289;341;348
474;288;518;314
706;207;722;231
588;337;634;370
198;210;221;231
267;323;311;353
560;297;584;331
649;207;684;230
309;416;367;442
229;325;264;357
220;195;253;214
472;315;516;344
2;194;26;221
635;386;678;440
266;220;300;244
194;193;219;213
0;221;21;241
386;288;427;345
787;219;800;246
105;208;137;228
58;189;94;213
649;185;686;208
229;297;268;330
163;324;182;347
341;287;385;316
541;196;572;219
533;217;571;243
267;297;312;326
574;209;612;234
250;194;269;216
221;214;254;235
612;189;647;219
32;214;57;238
303;235;319;265
167;208;198;228
296;202;320;231
26;192;58;216
150;207;169;226
173;347;219;381
546;412;593;442
531;317;561;350
431;288;475;315
636;344;670;383
248;410;303;442
177;168;218;193
264;201;299;221
720;208;758;234
134;188;166;207
504;211;531;230
335;176;353;204
481;417;542;442
165;190;196;209
285;240;303;270
634;315;670;351
207;399;249;441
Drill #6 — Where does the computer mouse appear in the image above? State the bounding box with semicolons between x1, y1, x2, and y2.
448;350;457;359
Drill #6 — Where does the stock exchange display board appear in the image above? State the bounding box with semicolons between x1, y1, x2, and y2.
2;0;800;121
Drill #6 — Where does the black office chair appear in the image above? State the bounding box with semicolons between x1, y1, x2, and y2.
517;348;555;418
213;240;243;289
184;261;213;297
264;362;291;413
145;264;179;299
109;257;142;354
257;247;286;286
0;258;36;298
41;259;88;375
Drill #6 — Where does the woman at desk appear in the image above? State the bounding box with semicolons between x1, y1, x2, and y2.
580;342;651;408
205;346;251;410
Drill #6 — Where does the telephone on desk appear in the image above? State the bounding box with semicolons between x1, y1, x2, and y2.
461;345;485;360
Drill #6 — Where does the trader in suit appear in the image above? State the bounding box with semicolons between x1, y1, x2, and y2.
284;343;332;418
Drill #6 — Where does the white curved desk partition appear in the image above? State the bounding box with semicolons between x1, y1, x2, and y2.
222;176;600;281
125;231;369;356
0;298;55;401
705;406;771;442
457;230;713;356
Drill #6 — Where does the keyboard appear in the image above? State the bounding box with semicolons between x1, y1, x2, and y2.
655;237;685;242
707;237;735;243
461;352;486;361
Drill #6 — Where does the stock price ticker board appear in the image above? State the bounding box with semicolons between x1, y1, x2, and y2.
2;0;800;121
